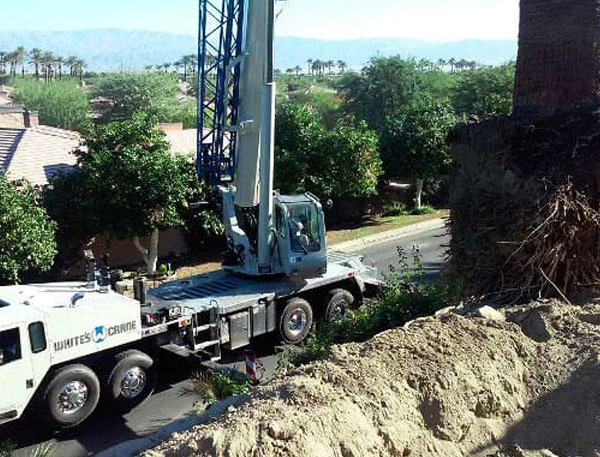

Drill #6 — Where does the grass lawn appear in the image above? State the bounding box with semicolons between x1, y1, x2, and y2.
327;210;448;246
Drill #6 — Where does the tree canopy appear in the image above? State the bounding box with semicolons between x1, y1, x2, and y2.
451;62;515;118
275;103;382;199
0;177;57;284
381;97;456;181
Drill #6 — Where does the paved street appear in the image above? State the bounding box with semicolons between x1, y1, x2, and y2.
3;221;449;457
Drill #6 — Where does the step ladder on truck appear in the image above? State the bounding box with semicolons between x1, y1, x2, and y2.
0;0;380;430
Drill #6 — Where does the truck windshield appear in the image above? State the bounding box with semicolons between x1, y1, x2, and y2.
288;203;321;253
0;328;22;366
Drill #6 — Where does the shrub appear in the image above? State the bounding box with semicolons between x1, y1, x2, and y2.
0;177;57;284
91;72;182;123
11;80;90;131
286;246;453;366
275;103;383;199
188;369;251;404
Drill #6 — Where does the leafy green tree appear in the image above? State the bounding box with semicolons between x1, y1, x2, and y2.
51;114;189;274
91;72;179;122
338;56;424;130
0;177;56;284
275;103;382;198
381;97;456;208
451;62;515;118
11;79;90;131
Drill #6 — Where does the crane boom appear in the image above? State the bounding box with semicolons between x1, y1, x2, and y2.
198;0;328;279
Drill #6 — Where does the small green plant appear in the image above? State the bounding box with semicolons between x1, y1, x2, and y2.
282;245;453;367
157;263;168;276
186;369;252;405
411;204;436;215
380;202;409;217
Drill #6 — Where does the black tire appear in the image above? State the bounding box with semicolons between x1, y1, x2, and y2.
279;297;314;344
325;289;355;324
107;350;155;411
43;364;100;429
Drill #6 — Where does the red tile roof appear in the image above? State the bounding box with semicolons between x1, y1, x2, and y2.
0;126;81;186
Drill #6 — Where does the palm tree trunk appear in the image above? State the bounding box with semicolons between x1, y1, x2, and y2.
414;179;424;209
514;0;600;119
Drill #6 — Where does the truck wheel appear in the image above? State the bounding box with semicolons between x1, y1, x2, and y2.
325;289;355;324
108;350;155;411
43;364;100;428
280;297;313;344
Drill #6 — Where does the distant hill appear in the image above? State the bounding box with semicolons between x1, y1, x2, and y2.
0;30;518;72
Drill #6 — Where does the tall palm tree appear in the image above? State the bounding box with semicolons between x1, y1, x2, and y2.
55;56;65;80
307;59;313;76
337;60;347;73
41;51;54;82
66;56;78;78
189;54;198;76
293;65;302;76
437;58;447;71
0;52;7;75
15;47;26;77
6;51;18;77
29;48;43;80
74;58;86;82
448;57;456;73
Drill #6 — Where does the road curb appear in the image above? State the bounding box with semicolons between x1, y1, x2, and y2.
332;217;447;253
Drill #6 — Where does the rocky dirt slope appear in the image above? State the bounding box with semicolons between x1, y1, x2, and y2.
146;300;600;457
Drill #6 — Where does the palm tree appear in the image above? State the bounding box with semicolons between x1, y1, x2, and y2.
29;48;43;80
337;60;348;73
144;65;154;71
55;56;64;80
189;54;198;76
15;47;26;77
326;60;334;75
7;51;18;77
41;51;54;82
74;58;86;82
307;59;313;75
285;68;294;75
162;62;171;73
66;56;78;77
0;52;7;75
437;58;447;71
293;65;302;76
448;57;456;73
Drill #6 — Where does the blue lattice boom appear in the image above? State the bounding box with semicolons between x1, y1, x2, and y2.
197;0;245;186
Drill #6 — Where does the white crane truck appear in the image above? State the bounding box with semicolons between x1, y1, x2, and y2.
0;0;378;430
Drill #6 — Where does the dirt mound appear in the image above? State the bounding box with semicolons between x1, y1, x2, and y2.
146;300;600;457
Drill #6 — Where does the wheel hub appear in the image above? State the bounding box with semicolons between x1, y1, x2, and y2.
58;381;89;414
120;367;147;399
288;309;308;337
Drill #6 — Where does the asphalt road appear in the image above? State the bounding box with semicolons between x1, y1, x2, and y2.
3;223;449;457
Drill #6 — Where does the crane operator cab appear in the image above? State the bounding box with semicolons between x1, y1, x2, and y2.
274;193;327;279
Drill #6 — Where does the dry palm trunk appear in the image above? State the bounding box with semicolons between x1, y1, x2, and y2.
448;0;600;302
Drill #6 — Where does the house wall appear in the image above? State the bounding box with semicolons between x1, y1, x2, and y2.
88;228;189;268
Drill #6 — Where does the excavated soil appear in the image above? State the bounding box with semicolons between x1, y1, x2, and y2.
146;300;600;457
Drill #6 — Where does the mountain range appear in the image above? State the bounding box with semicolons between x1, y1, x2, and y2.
0;30;518;72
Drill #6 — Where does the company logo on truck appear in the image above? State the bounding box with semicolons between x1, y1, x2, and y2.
54;321;137;352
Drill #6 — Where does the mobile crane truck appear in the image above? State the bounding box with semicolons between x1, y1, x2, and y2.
0;0;378;429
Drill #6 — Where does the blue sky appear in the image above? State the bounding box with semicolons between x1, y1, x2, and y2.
3;0;519;41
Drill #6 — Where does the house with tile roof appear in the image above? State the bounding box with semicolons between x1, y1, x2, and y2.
0;106;81;186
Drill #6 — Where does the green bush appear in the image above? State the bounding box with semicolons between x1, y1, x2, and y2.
287;246;453;366
379;202;410;217
411;204;436;215
451;62;515;118
0;177;57;284
275;103;382;199
91;72;180;122
11;80;90;131
189;369;251;404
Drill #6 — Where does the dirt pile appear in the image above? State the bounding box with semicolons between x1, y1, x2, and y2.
146;300;600;457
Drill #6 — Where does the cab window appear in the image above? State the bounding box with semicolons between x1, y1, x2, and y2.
275;206;286;238
0;328;22;366
29;322;47;354
288;203;322;253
